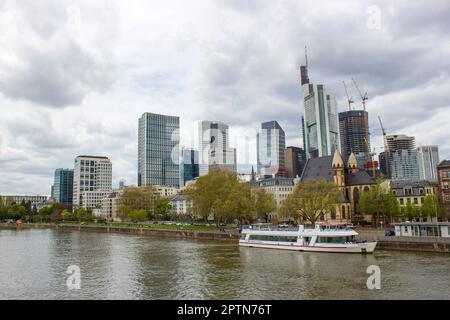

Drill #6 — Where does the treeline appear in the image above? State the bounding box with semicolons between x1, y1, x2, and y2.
117;185;173;222
185;169;277;225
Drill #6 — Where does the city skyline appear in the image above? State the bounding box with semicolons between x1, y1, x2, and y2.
1;1;450;195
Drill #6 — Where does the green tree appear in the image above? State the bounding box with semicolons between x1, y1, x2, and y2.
186;169;242;222
278;179;342;225
253;188;277;222
129;210;147;222
7;204;27;220
154;198;172;220
419;195;440;221
121;185;160;216
358;184;400;225
73;207;91;222
117;204;132;222
61;209;72;221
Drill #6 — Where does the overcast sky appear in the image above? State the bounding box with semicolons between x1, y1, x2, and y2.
1;0;449;195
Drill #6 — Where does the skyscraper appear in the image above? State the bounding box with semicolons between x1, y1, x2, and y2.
257;121;286;176
180;148;199;186
52;168;74;206
339;110;370;168
73;156;112;210
198;121;236;176
300;61;340;159
418;145;440;181
284;146;306;178
138;113;180;187
386;135;420;181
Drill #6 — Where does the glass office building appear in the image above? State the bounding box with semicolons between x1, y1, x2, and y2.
138;113;180;187
52;168;74;206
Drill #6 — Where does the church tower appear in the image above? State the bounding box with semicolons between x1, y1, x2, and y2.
332;150;346;188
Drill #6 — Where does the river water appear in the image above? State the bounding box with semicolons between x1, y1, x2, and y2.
0;228;449;300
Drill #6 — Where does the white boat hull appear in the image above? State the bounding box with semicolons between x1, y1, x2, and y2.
239;241;377;254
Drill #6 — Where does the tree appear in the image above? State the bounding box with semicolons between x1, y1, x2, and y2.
73;208;91;222
129;210;147;222
154;198;172;220
117;204;132;222
253;188;277;222
61;209;72;221
7;204;27;220
121;185;160;216
278;179;342;225
358;184;400;225
186;169;243;222
419;195;440;221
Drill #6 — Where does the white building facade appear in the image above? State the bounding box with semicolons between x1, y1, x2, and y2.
73;155;112;210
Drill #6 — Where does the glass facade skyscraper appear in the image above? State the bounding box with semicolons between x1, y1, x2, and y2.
138;113;180;187
386;135;420;181
257;121;286;176
52;168;74;206
418;145;439;181
180;148;199;186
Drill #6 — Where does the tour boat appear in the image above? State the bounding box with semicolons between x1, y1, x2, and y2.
239;223;377;254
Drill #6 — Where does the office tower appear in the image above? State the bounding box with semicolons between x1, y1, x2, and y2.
285;146;306;178
339;110;370;168
52;168;74;206
379;151;390;178
180;148;199;186
198;121;236;176
138;113;180;187
257;121;286;177
417;145;440;181
300;58;340;159
386;135;420;181
73;156;112;210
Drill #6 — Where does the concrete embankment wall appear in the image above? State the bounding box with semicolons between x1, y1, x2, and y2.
357;234;450;253
0;223;240;242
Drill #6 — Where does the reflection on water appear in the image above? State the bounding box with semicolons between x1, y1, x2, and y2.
0;229;449;300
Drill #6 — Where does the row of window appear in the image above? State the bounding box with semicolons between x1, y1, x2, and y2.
249;235;298;243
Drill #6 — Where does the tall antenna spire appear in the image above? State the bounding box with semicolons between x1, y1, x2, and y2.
305;45;308;66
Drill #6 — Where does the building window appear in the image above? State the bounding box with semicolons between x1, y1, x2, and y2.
400;198;404;205
414;198;418;205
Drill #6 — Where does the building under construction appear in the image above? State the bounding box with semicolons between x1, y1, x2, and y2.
339;110;370;168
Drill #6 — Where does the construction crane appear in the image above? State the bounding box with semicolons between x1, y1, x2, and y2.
378;116;390;178
351;78;371;171
342;81;354;111
351;78;369;111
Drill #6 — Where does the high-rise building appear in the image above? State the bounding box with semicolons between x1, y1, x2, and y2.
418;145;440;181
257;121;286;176
198;121;236;176
52;168;74;206
284;146;306;178
73;156;112;210
138;113;180;187
386;135;420;181
338;110;369;168
180;148;199;186
300;61;340;159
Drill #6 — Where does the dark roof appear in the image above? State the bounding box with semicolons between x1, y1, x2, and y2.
346;171;376;186
390;180;437;196
300;156;333;183
438;160;450;167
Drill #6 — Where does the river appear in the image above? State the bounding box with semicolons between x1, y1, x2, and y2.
1;228;449;300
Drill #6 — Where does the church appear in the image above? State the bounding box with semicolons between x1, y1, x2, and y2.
300;150;377;223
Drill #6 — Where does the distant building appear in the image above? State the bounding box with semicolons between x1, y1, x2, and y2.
338;110;369;169
251;177;295;220
300;57;340;159
1;195;48;207
198;120;236;176
437;160;450;219
180;148;199;186
101;189;124;221
417;145;440;182
386;135;420;181
73;155;112;210
257;121;286;177
389;180;437;208
379;151;390;178
284;146;306;178
51;168;74;206
300;150;376;223
168;194;194;216
138;112;180;187
154;185;180;197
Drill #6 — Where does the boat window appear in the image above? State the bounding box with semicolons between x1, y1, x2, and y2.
303;237;311;245
249;235;297;242
316;236;355;243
